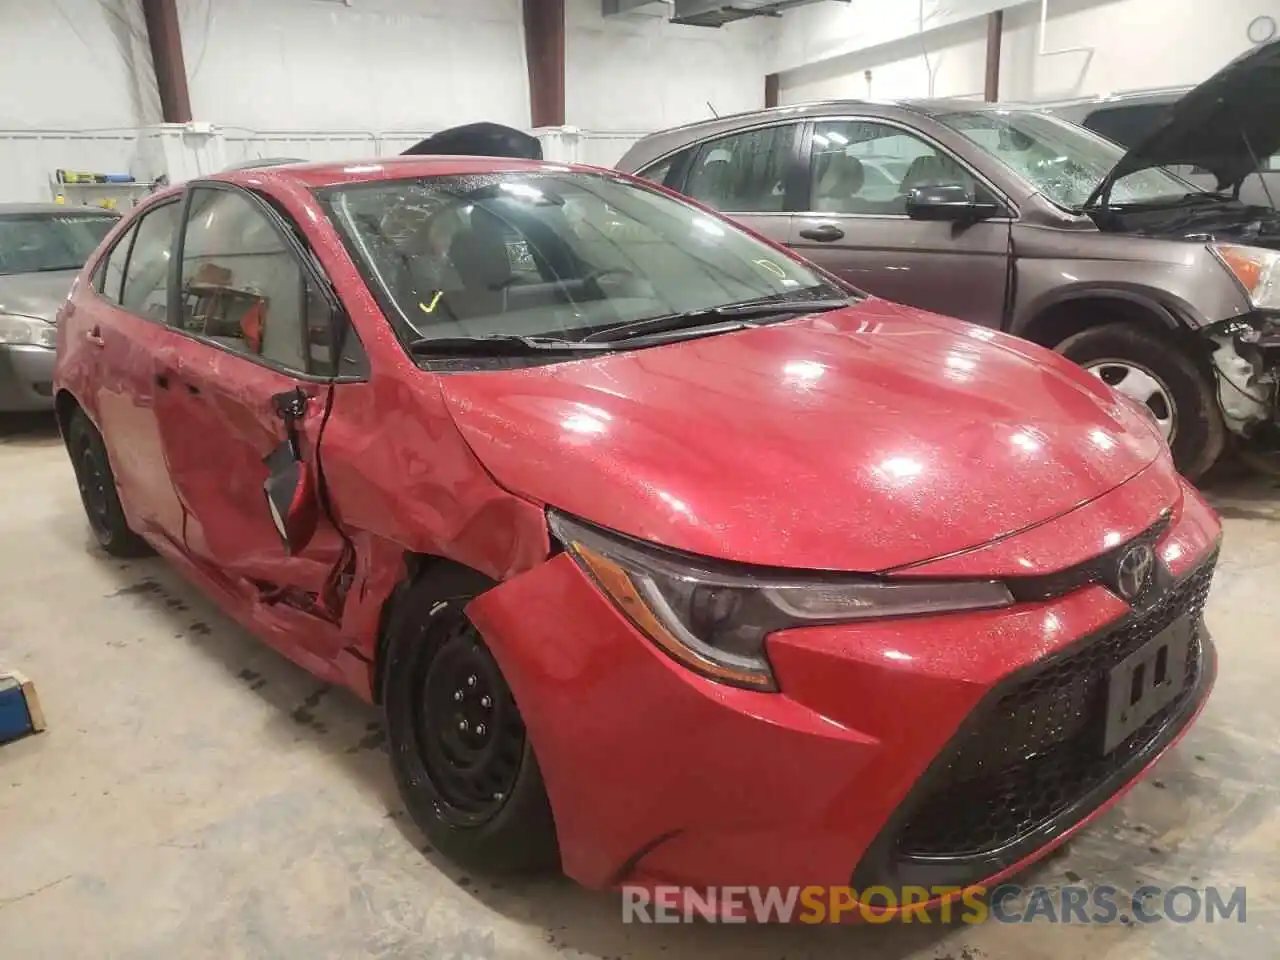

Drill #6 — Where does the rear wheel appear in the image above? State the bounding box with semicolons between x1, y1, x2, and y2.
1056;322;1224;480
383;574;559;875
66;410;151;557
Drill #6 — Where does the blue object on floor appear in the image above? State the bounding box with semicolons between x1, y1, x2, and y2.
0;672;45;745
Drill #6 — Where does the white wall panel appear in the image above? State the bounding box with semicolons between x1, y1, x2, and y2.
0;130;146;205
774;0;1276;105
567;0;771;131
0;0;160;129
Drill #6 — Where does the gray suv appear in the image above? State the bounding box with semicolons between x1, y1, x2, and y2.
616;40;1280;480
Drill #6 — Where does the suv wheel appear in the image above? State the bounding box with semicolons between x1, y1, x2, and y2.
382;576;560;875
1057;323;1224;480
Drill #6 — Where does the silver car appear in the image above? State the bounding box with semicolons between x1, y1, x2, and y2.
0;203;119;412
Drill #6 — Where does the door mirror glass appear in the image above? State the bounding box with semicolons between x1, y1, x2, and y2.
905;183;1001;222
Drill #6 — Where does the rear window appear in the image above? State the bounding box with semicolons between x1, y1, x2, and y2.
0;212;118;276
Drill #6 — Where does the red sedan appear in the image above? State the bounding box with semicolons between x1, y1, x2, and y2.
52;155;1219;903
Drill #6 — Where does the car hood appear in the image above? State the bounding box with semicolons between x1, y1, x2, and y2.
0;268;79;323
1090;38;1280;203
439;300;1165;573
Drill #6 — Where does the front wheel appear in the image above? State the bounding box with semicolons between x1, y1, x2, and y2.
382;576;559;875
1056;322;1224;480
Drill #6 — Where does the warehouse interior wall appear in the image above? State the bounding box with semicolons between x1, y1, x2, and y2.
0;0;161;129
0;0;770;135
774;0;1275;104
565;0;771;132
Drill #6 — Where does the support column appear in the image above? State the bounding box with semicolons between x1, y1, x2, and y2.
524;0;566;128
765;73;780;109
984;9;1004;102
141;0;192;123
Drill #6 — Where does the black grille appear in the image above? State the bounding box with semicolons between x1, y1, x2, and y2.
852;551;1218;890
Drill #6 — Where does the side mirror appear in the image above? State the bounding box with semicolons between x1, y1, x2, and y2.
906;183;1002;223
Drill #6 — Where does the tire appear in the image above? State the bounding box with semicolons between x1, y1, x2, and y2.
382;570;560;875
66;410;152;557
1056;322;1224;480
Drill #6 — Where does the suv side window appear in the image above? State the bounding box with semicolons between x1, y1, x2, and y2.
178;187;338;377
684;125;796;213
809;120;994;216
120;202;182;322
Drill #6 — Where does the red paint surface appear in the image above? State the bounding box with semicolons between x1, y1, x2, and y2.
53;157;1221;892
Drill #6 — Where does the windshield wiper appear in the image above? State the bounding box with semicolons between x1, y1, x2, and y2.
582;298;852;343
407;334;618;356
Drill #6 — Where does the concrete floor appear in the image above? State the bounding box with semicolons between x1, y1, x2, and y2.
0;411;1276;960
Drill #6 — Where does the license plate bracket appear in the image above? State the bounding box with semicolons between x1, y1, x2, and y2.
1103;620;1192;754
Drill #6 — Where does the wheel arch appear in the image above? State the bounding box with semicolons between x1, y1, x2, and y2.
1014;288;1189;351
371;552;502;705
54;388;84;441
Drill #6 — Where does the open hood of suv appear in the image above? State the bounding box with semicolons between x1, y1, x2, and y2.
401;123;542;160
1089;38;1280;205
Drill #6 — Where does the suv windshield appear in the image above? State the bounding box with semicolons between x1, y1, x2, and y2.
937;110;1201;209
319;170;844;349
0;212;117;275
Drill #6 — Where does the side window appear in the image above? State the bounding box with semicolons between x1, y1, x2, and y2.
95;224;138;305
120;203;182;322
684;125;795;213
809;120;991;216
178;188;337;377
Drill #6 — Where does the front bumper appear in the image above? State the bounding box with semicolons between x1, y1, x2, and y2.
0;344;56;412
466;470;1221;894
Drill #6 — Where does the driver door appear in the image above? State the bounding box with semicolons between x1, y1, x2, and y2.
789;118;1012;328
152;184;365;618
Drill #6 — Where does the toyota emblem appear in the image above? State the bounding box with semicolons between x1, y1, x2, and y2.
1115;544;1156;602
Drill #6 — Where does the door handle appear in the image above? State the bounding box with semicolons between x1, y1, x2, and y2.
85;327;105;348
798;224;845;243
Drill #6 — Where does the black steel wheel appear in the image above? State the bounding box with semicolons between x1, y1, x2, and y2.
416;615;526;827
383;569;559;875
66;410;151;557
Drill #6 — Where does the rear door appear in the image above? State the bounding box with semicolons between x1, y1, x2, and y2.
789;118;1013;328
82;199;188;546
152;183;366;613
667;121;804;250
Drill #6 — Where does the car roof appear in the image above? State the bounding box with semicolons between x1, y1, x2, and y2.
0;202;120;217
208;154;601;191
1031;87;1191;111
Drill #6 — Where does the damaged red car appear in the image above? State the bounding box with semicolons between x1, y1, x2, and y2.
53;152;1221;904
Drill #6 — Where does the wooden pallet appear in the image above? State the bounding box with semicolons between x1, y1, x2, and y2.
0;672;45;745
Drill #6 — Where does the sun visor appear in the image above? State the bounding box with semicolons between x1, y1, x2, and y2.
401;123;543;160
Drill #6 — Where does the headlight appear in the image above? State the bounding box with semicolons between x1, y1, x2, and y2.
1210;244;1280;309
549;511;1013;692
0;313;56;348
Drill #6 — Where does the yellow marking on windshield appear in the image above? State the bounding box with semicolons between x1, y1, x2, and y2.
754;259;788;280
419;291;443;314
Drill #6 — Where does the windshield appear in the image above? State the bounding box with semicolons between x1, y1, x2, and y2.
0;213;117;275
318;170;843;349
936;110;1202;209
